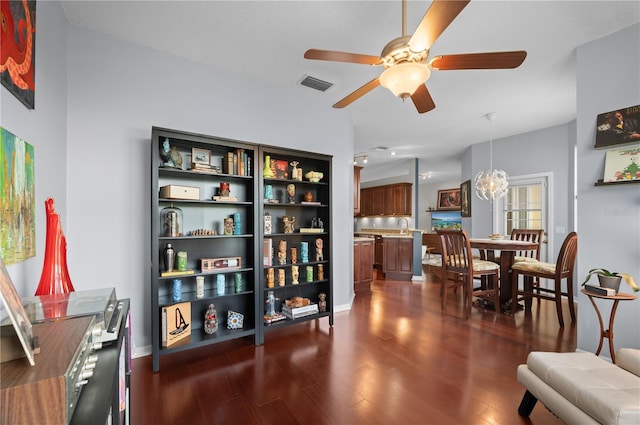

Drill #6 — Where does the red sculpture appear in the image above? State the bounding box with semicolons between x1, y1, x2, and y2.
35;198;75;295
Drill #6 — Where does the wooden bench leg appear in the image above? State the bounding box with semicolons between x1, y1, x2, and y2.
518;390;538;416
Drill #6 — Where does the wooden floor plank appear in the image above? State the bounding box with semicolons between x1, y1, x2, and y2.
131;268;573;424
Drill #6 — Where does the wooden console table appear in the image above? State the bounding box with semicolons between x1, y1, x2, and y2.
581;289;637;363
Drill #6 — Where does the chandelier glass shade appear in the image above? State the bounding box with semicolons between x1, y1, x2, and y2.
474;112;509;200
474;168;509;200
379;62;430;99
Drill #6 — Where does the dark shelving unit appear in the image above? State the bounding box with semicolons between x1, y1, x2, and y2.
150;128;333;370
257;146;333;344
151;127;258;372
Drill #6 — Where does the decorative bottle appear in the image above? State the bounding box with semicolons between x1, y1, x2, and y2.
204;304;218;334
163;243;175;272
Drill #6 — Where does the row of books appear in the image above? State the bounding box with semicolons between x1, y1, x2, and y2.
223;149;251;176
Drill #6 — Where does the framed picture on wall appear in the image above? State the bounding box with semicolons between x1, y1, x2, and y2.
460;180;471;217
595;104;640;149
437;188;461;211
0;0;36;109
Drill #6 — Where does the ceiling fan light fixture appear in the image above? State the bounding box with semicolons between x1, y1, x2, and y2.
379;62;430;99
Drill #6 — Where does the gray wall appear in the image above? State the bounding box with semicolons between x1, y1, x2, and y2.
576;23;640;352
4;5;355;357
464;123;573;258
1;1;68;294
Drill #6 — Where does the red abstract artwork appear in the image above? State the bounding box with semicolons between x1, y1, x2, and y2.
1;0;36;109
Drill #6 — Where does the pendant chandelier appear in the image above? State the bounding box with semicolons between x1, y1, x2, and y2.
475;113;509;200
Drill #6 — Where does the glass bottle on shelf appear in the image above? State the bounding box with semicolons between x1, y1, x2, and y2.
160;203;183;237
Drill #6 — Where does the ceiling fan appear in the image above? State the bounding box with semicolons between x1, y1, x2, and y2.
304;0;526;114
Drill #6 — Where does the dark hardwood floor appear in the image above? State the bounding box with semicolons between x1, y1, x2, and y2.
131;267;576;424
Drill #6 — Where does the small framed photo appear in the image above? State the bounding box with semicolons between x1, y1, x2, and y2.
460;180;471;217
191;148;211;165
437;188;461;211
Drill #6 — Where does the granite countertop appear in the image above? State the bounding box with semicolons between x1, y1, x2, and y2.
354;236;374;242
355;228;427;237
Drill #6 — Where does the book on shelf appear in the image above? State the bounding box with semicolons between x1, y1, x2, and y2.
223;152;234;174
212;196;238;202
299;228;323;233
300;201;321;205
583;284;616;296
281;303;319;319
263;239;273;266
190;163;220;173
264;312;287;324
160;269;195;277
162;302;191;347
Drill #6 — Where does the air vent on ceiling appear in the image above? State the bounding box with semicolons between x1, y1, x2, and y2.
298;75;333;92
373;146;389;151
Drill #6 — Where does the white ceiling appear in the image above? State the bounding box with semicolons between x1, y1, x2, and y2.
60;1;640;182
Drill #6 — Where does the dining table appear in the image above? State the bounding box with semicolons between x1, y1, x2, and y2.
469;238;539;308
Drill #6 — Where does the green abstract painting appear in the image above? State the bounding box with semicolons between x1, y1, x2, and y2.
1;127;36;264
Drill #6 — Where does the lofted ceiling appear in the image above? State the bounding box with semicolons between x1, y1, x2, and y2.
60;1;640;182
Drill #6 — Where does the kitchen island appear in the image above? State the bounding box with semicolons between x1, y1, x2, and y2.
355;229;424;281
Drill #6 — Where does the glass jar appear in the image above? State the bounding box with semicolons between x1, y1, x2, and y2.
160;203;183;237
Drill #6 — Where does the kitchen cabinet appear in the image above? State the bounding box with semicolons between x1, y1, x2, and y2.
382;237;413;280
353;238;374;293
393;183;412;216
354;166;362;216
359;183;412;217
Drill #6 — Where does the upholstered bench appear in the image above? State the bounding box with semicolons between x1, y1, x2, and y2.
517;349;640;424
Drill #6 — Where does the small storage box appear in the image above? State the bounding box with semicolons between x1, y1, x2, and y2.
160;185;200;200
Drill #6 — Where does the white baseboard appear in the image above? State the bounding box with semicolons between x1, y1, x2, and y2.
132;303;353;360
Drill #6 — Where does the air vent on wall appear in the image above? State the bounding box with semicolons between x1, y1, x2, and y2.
298;75;333;92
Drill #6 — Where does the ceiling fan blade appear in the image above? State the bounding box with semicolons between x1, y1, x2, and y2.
304;49;383;66
333;78;381;109
409;0;470;53
411;84;436;114
430;51;527;70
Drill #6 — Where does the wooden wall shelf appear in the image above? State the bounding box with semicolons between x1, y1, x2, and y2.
594;179;640;187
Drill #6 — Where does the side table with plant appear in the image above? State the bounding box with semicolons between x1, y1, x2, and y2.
582;268;639;294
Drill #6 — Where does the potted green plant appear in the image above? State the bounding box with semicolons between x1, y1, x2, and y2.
582;268;639;293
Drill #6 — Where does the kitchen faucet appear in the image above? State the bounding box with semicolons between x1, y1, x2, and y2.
397;218;409;235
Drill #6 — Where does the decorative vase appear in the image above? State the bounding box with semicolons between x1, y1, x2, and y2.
263;155;275;178
36;198;75;296
597;274;622;294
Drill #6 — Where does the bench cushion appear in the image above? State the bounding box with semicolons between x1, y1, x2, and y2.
527;351;640;425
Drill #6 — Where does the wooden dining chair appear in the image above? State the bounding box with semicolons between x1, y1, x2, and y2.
510;232;578;327
510;229;544;263
438;229;501;319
